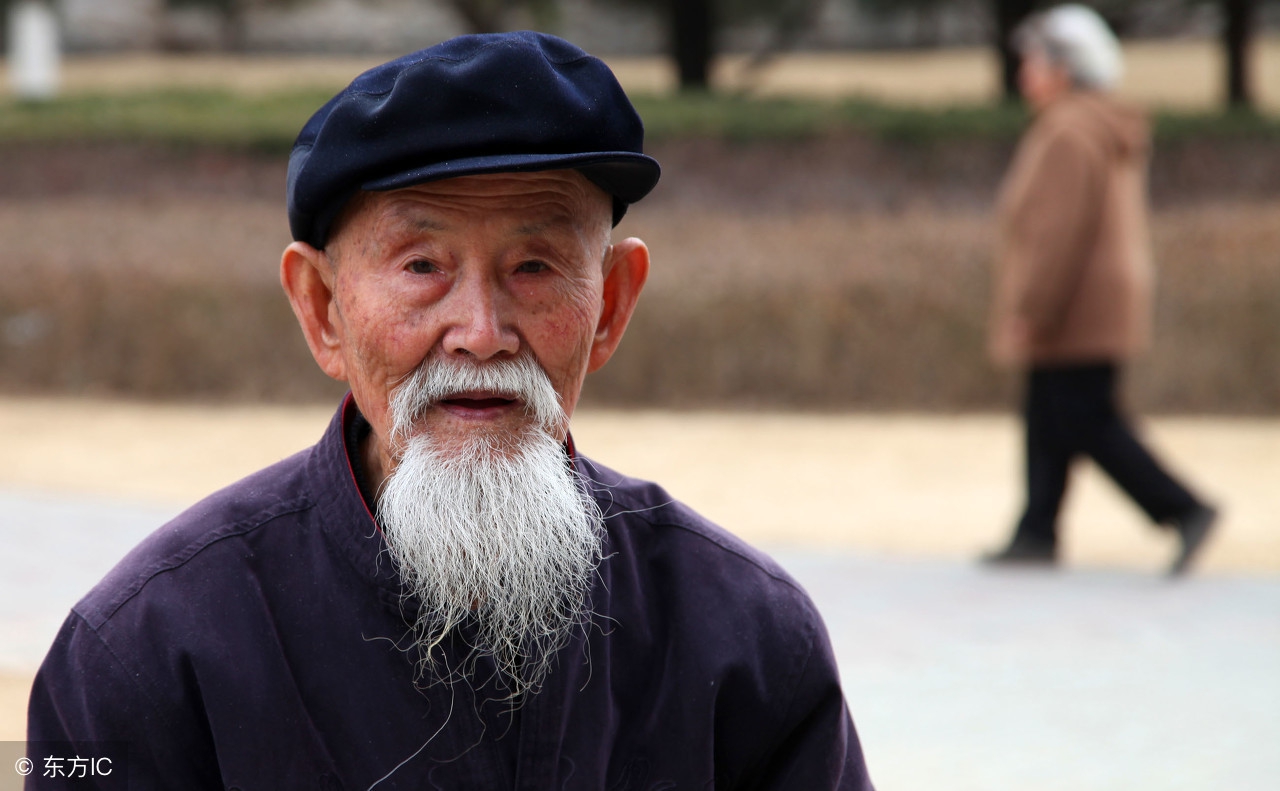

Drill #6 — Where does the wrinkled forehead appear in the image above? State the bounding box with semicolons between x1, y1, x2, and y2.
329;170;613;251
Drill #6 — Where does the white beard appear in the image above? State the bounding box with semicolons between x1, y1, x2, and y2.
376;353;604;701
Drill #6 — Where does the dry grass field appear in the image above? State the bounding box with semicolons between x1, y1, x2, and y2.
2;151;1277;411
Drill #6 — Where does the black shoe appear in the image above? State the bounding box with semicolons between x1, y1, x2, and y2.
981;538;1057;567
1168;505;1218;577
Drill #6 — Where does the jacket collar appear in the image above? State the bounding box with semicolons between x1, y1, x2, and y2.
305;395;404;602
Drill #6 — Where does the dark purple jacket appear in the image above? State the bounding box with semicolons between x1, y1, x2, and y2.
28;397;873;789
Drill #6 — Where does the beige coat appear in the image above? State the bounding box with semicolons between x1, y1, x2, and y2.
989;91;1154;367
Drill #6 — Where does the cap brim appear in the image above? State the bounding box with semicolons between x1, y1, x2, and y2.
362;151;661;204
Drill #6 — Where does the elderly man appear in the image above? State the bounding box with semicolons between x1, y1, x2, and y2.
27;33;873;789
984;5;1216;575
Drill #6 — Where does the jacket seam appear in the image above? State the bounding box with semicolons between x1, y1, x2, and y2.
89;496;315;624
600;495;812;600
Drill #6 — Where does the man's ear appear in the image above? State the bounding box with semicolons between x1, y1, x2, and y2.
588;237;649;374
280;241;348;382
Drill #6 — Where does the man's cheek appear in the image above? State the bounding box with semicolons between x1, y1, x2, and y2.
530;288;600;343
351;309;433;372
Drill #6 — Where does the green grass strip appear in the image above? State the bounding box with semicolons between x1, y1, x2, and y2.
632;92;1031;142
1;88;1277;148
0;89;335;152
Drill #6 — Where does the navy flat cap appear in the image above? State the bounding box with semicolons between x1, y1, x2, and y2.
287;31;661;248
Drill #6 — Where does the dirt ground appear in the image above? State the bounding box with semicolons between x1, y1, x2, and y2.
1;397;1274;569
6;37;1278;112
0;673;28;741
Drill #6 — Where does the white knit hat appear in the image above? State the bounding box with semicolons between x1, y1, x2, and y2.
1017;4;1124;91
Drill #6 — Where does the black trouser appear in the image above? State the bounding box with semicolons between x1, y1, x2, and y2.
1013;363;1202;547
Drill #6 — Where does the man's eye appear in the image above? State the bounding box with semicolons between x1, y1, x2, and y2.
406;259;439;274
516;260;549;274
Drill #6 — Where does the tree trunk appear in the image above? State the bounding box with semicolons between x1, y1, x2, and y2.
992;0;1035;102
221;0;250;52
1221;0;1255;109
669;0;714;91
448;0;506;34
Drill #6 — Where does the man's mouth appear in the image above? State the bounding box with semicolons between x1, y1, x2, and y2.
435;390;523;418
447;397;513;408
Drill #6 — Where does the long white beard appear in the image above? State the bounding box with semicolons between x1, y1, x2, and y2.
377;354;604;701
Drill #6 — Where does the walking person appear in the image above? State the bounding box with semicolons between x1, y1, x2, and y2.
984;5;1217;575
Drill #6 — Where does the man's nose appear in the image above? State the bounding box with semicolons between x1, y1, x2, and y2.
439;271;520;360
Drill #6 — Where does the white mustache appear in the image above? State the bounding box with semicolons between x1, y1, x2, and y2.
389;353;566;445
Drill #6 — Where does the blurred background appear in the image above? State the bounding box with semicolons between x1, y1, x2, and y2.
0;1;1278;789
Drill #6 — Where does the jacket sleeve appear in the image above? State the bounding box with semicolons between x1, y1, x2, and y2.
1008;129;1107;341
26;612;220;791
742;609;875;791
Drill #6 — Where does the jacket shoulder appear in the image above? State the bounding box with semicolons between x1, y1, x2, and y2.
1036;93;1149;161
73;448;318;629
578;454;815;608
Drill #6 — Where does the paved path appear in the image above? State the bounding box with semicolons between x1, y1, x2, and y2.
0;490;177;671
3;489;1277;790
778;550;1280;791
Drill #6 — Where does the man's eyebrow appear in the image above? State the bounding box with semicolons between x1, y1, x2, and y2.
381;204;448;232
514;216;576;236
408;216;448;232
